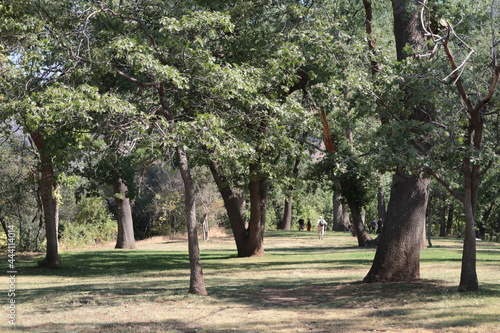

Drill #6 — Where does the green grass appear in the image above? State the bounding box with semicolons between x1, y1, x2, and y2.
3;230;500;333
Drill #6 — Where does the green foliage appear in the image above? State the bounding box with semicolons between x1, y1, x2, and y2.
1;0;499;252
60;197;116;248
0;137;43;251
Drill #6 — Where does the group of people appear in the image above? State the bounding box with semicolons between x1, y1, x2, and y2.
369;218;383;234
298;216;328;239
298;216;384;238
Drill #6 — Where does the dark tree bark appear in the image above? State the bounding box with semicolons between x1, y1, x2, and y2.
30;131;60;268
363;0;432;282
332;185;342;231
362;0;381;75
333;181;350;231
113;174;136;249
177;146;208;296
279;157;300;230
426;196;433;248
208;159;251;257
446;204;455;235
0;216;8;239
377;175;387;223
348;200;373;246
206;135;270;257
246;162;268;257
210;159;268;258
390;0;426;61
364;170;430;282
459;178;478;291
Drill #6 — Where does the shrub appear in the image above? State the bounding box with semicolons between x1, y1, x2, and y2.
60;197;116;248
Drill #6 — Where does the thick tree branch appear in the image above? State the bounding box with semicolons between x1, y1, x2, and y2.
475;65;500;111
113;67;158;88
425;168;465;203
441;28;475;113
362;0;381;74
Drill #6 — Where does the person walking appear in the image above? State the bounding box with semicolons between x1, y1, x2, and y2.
316;216;327;239
376;218;383;234
298;218;305;231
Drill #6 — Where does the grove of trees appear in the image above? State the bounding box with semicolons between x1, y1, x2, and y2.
1;0;499;294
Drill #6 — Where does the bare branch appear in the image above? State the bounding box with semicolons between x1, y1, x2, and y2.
442;48;475;84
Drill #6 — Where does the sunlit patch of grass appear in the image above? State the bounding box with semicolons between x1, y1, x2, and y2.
4;231;500;333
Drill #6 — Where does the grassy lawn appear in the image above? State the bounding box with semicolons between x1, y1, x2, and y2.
3;230;500;333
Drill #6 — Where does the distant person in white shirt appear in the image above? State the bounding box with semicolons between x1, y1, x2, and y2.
316;216;327;239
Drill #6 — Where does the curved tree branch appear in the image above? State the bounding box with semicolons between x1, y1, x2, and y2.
425;168;465;203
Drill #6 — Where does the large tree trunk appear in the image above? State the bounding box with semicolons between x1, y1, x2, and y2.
364;170;430;282
113;174;136;249
458;161;479;292
246;163;267;257
363;0;430;282
333;188;343;231
390;0;426;61
177;147;208;296
208;159;249;257
348;201;372;246
459;197;478;291
208;158;267;257
31;131;60;268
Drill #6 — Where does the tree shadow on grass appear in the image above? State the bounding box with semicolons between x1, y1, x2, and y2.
209;278;500;331
269;245;374;253
16;278;189;307
18;248;373;279
6;319;197;333
18;251;232;278
209;278;450;308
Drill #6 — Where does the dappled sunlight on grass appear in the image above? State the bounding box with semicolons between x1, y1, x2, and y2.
4;231;500;333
